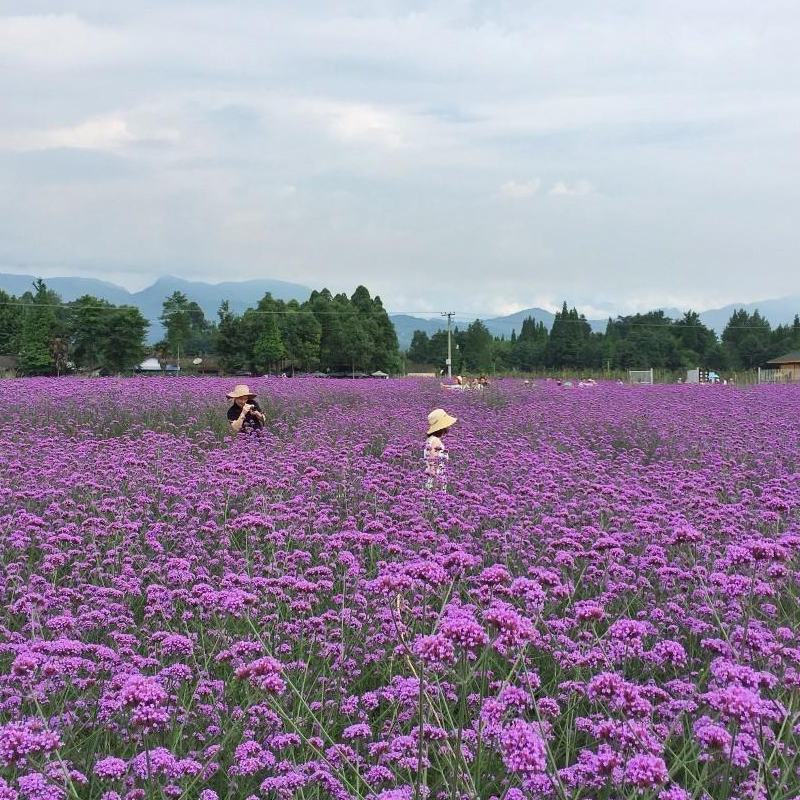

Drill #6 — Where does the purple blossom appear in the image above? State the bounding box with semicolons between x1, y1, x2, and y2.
93;757;128;780
500;720;548;774
624;753;669;789
2;377;800;798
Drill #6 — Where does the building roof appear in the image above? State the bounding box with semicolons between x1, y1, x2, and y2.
766;350;800;365
0;355;17;370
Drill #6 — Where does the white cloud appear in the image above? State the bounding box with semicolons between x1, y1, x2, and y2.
1;2;800;310
0;14;127;68
298;100;407;149
499;179;541;199
0;113;181;153
549;180;595;197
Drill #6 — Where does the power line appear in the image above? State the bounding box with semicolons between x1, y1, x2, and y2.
0;300;793;330
0;300;434;315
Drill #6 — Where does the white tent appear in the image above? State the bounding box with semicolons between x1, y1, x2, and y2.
371;370;389;378
138;357;162;372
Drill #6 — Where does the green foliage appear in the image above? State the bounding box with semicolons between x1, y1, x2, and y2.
722;309;772;369
67;295;148;373
511;317;548;370
253;315;285;373
404;303;800;374
212;285;400;375
770;315;800;361
407;330;430;364
216;300;247;374
160;291;193;359
282;308;321;374
69;295;113;370
545;303;594;368
3;282;149;376
461;319;494;371
368;293;401;373
17;280;59;375
15;279;800;378
101;307;149;373
0;289;23;355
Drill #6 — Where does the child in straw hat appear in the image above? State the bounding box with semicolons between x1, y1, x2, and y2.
424;408;457;490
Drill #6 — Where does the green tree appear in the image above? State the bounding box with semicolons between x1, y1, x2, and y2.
253;315;285;374
512;317;548;371
69;295;113;370
603;311;682;369
0;289;23;355
722;309;771;368
282;306;321;373
673;311;718;366
101;307;148;373
341;313;372;375
769;314;800;359
461;319;494;371
348;286;378;371
185;301;214;353
240;293;287;370
364;292;400;373
17;280;59;375
216;301;246;374
160;291;192;361
427;329;452;372
309;290;350;372
407;331;431;364
492;336;514;371
545;303;592;368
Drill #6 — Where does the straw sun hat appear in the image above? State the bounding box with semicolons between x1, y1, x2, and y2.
427;408;457;435
226;384;257;399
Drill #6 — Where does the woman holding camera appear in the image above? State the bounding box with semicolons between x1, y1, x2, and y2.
226;384;265;433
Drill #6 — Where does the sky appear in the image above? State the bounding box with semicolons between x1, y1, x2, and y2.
1;1;798;317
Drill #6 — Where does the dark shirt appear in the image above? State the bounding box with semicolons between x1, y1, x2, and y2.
227;401;264;433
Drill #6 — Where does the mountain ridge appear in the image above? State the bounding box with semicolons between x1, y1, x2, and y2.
0;272;312;341
391;298;800;347
1;272;799;348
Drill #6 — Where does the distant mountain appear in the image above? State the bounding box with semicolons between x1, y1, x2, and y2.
388;315;448;347
698;297;800;334
390;297;800;348
129;276;311;339
390;307;607;349
3;271;799;347
0;272;311;341
0;274;133;306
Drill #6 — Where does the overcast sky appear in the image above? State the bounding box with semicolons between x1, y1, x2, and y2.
1;1;798;316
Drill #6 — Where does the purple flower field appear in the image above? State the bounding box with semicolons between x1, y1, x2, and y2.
2;377;800;800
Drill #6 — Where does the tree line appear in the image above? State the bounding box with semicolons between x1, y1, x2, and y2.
3;281;799;376
203;286;399;375
407;303;800;374
0;280;149;375
0;280;400;376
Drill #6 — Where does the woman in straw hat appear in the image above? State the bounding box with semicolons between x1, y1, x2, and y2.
424;408;457;490
226;384;265;434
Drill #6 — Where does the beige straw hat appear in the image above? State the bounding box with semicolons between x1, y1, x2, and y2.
226;384;257;399
427;408;457;435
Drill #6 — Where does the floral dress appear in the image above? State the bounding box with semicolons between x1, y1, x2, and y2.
424;435;449;490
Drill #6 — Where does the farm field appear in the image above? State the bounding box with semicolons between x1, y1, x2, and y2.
1;378;800;800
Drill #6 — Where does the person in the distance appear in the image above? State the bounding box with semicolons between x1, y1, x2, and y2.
226;384;265;433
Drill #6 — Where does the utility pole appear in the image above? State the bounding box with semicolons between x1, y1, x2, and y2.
441;311;455;379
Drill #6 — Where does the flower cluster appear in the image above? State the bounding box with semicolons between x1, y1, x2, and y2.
1;376;799;798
